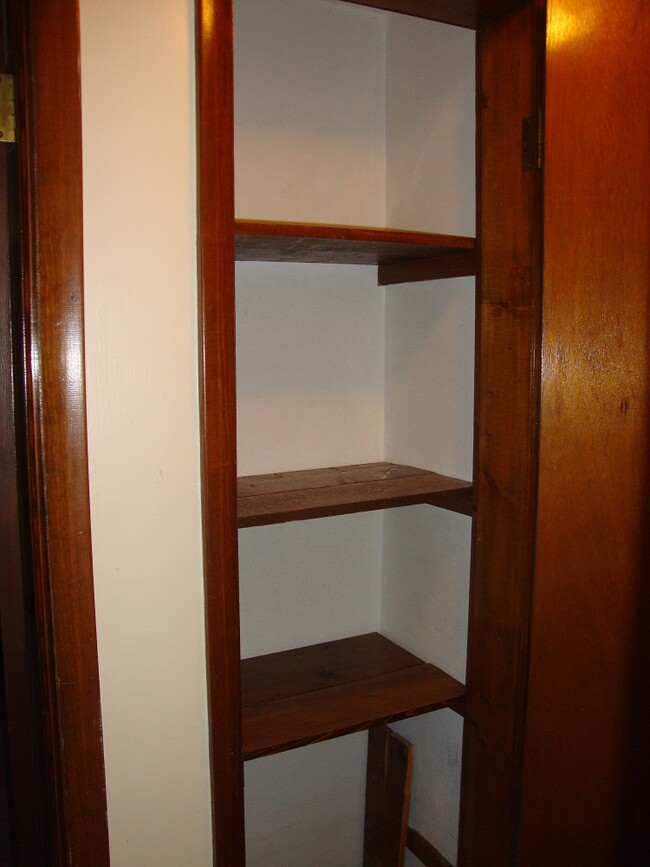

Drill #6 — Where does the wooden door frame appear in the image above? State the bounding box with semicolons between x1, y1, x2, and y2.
7;0;110;863
196;0;542;864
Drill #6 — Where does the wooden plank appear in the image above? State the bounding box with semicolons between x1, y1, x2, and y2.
363;727;413;867
459;3;545;866
379;250;477;285
519;2;650;865
337;1;530;28
406;828;454;867
242;634;465;759
235;219;474;266
243;633;424;707
195;1;246;864
238;462;473;527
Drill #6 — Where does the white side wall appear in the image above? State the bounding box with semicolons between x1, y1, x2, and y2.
81;1;212;864
383;18;475;865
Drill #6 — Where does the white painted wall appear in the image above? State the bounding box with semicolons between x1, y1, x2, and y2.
80;1;212;864
234;0;387;225
383;18;475;865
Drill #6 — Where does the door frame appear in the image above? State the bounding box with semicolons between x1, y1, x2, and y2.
6;0;109;863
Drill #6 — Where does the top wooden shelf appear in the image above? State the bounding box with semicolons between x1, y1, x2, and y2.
336;1;528;30
235;220;476;285
238;462;473;527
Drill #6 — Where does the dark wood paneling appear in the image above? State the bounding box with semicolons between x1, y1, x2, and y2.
238;462;473;527
12;0;109;863
242;633;464;759
236;219;474;266
364;726;413;867
459;2;544;865
195;0;245;863
0;143;50;865
518;1;650;864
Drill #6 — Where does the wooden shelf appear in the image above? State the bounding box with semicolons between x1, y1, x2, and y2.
242;633;465;760
337;1;525;30
238;461;473;528
235;220;476;285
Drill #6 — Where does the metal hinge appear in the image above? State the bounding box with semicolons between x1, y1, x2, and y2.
522;108;543;171
0;72;15;143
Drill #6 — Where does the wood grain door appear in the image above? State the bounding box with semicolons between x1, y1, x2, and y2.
519;1;650;863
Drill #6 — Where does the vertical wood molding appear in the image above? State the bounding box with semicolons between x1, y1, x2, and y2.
460;3;545;864
12;0;109;863
195;0;246;862
518;1;650;863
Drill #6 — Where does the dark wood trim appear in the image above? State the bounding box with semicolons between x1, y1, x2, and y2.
363;726;413;866
459;2;545;865
195;0;245;863
11;0;109;863
406;827;454;867
1;142;51;866
238;462;473;527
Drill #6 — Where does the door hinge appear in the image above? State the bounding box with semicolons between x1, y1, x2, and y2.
0;72;15;143
522;108;543;171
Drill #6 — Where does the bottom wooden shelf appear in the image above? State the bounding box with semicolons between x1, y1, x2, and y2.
241;633;465;760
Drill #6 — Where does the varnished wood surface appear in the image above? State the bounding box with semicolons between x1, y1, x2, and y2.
339;0;530;28
241;634;464;759
0;145;50;864
518;1;650;864
363;726;413;867
406;828;454;867
238;462;473;526
378;249;476;286
459;3;545;865
196;0;245;863
13;1;109;863
235;219;475;268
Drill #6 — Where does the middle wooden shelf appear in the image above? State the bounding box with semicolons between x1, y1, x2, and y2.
242;632;465;760
235;219;477;285
238;461;474;527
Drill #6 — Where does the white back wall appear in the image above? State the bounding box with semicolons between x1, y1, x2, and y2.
234;0;387;224
80;1;212;864
236;263;385;475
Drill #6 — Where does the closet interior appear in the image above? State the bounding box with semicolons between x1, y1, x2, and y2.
233;1;475;862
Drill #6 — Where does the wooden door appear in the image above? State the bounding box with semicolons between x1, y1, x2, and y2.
518;1;650;863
